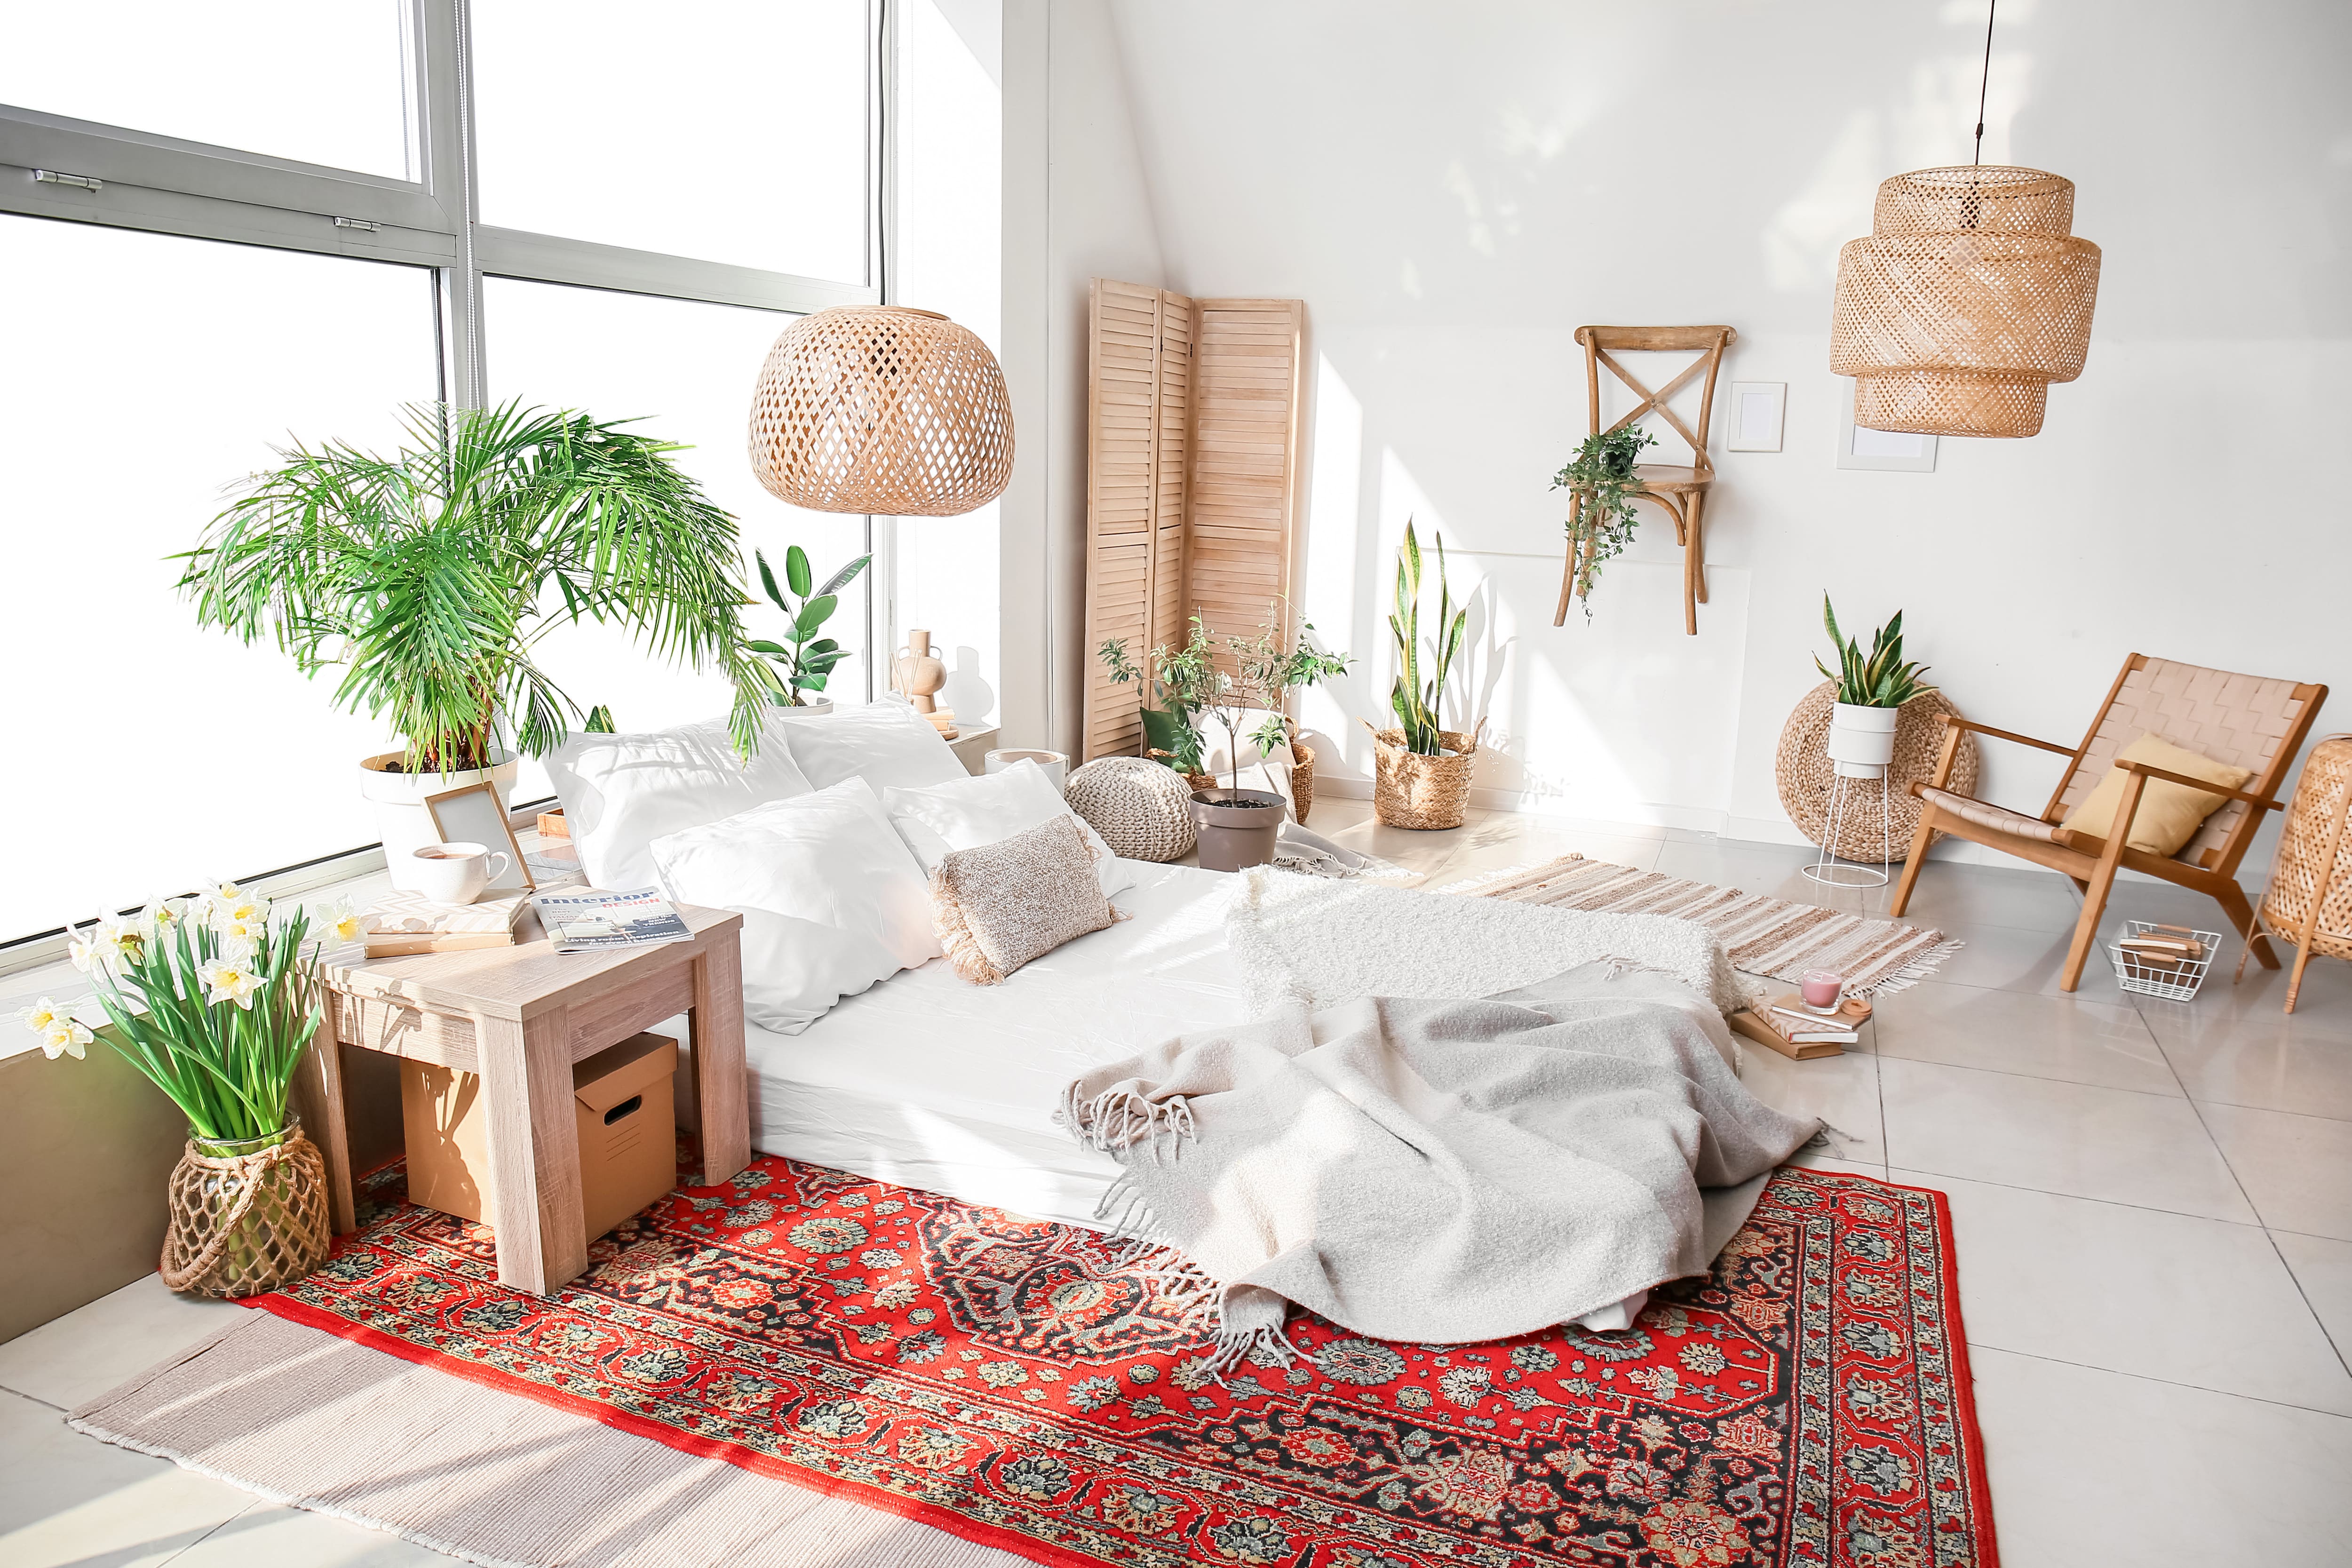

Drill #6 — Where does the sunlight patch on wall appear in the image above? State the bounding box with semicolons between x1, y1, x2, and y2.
1299;354;1368;772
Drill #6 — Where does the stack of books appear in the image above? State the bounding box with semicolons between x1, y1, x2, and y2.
358;890;529;957
2114;925;2205;970
1729;994;1870;1060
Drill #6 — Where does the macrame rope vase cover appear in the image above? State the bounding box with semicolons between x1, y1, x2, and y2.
1830;166;2101;438
748;306;1015;516
160;1120;331;1299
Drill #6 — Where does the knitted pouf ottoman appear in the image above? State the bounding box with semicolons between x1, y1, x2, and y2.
1065;756;1196;862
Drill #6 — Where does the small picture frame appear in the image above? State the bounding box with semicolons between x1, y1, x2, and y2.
1836;378;1938;471
423;780;535;892
1724;381;1786;452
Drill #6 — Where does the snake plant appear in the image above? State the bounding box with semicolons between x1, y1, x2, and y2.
1389;520;1468;756
1814;594;1934;708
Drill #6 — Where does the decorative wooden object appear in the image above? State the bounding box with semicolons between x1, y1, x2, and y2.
300;904;750;1294
1890;655;2327;992
892;628;956;738
1081;284;1304;763
1776;684;1979;864
1083;280;1195;763
1831;167;2101;438
1554;325;1736;636
2239;734;2352;1012
748;306;1013;516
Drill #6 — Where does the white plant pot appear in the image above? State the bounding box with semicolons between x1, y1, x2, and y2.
359;751;522;892
985;748;1068;793
771;697;834;718
1827;702;1901;780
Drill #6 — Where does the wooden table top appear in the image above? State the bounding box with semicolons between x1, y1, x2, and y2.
320;903;742;1022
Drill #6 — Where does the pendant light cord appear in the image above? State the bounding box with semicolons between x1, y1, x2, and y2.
1973;0;1997;166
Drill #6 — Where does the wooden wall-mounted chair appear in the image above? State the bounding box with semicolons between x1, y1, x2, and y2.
1891;654;2328;991
1554;325;1735;635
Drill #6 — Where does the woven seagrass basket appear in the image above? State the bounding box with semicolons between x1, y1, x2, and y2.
159;1121;331;1299
1290;740;1317;825
1369;723;1482;830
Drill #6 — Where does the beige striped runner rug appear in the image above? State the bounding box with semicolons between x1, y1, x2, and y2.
1450;854;1961;995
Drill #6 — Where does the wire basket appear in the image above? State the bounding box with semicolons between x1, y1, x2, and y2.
2109;921;2222;1002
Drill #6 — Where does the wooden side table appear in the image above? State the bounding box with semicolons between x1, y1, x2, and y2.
296;905;749;1294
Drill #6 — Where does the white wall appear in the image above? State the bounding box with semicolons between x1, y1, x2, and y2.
1032;0;2352;864
999;0;1167;757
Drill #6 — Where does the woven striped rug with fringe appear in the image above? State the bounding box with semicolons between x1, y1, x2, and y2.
1450;853;1961;996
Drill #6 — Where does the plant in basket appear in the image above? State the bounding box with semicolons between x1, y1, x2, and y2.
1370;519;1485;828
21;887;358;1297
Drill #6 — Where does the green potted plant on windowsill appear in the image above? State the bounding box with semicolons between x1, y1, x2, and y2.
175;402;772;889
748;544;871;716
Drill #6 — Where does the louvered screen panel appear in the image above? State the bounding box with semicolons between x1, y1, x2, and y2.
1150;292;1194;658
1081;280;1176;762
1186;299;1303;671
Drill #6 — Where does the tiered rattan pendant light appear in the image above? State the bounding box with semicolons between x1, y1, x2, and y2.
1828;2;2100;438
748;305;1014;516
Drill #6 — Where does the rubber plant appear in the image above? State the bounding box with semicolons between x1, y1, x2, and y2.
176;401;775;766
750;545;871;705
1814;594;1934;707
1388;519;1469;756
1551;425;1657;617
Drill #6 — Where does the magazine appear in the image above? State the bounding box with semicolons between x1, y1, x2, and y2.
532;888;693;954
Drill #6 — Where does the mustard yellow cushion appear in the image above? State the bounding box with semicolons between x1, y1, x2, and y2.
2060;733;2254;857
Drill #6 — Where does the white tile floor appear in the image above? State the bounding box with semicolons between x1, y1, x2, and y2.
5;799;2352;1565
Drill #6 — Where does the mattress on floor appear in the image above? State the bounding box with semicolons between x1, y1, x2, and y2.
742;860;1250;1228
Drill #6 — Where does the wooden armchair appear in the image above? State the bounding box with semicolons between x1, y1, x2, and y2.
1889;655;2328;991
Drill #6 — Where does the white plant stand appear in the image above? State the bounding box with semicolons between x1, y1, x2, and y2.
1802;768;1894;889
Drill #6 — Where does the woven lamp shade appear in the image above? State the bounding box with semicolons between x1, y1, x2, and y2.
748;306;1014;516
1830;166;2100;438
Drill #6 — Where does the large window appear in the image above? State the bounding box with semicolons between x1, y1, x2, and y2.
0;0;891;951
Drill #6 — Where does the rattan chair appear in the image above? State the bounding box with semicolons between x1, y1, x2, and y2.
1553;325;1735;635
1889;655;2328;992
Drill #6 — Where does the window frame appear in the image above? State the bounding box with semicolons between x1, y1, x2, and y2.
0;0;898;964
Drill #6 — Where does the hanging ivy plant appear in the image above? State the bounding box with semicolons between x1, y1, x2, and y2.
1550;426;1657;619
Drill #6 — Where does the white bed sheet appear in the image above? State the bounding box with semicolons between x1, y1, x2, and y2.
741;860;1249;1228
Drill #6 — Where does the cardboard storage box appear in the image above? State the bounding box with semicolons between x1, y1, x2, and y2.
400;1031;679;1245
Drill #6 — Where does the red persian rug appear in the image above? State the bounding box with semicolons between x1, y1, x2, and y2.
249;1158;1996;1568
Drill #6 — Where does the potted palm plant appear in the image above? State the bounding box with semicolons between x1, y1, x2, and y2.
1814;594;1934;778
1369;520;1484;828
177;403;773;888
23;887;357;1297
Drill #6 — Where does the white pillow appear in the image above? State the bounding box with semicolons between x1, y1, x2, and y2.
544;713;812;894
883;760;1138;899
648;779;941;1035
778;701;968;794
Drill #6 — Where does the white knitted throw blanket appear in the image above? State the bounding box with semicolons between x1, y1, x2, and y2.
1057;962;1818;1374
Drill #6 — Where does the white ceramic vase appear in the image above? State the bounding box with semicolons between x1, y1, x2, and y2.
1827;702;1902;780
358;751;521;892
985;748;1069;793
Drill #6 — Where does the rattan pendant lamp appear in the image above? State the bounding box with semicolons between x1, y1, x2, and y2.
1829;0;2101;438
748;306;1014;515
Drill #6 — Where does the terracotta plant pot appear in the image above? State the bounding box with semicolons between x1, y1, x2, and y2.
1190;788;1286;873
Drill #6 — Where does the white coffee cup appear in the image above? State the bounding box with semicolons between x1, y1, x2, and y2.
410;841;510;905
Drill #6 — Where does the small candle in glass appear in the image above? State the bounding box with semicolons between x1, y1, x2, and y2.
1801;970;1843;1013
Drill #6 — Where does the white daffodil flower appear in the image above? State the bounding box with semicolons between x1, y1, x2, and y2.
138;897;188;941
17;997;66;1035
41;1016;92;1060
94;914;143;971
314;897;363;945
66;928;103;974
207;889;270;935
215;929;261;964
197;959;264;1010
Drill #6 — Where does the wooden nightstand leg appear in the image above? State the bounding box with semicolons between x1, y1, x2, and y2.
477;1007;587;1294
293;998;356;1234
690;940;750;1188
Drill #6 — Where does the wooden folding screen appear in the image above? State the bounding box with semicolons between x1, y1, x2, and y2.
1081;286;1303;762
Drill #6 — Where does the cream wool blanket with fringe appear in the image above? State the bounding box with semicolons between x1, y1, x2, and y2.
1057;962;1818;1367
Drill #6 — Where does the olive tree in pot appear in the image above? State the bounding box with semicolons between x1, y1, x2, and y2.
176;402;772;890
1814;594;1934;778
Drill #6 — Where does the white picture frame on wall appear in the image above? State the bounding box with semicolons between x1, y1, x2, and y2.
1724;381;1786;452
1836;378;1938;471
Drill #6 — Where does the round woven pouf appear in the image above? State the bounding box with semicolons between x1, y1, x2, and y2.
1065;757;1197;862
1775;684;1979;864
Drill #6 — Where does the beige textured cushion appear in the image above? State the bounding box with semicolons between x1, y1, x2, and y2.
931;815;1122;985
2059;732;2255;857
